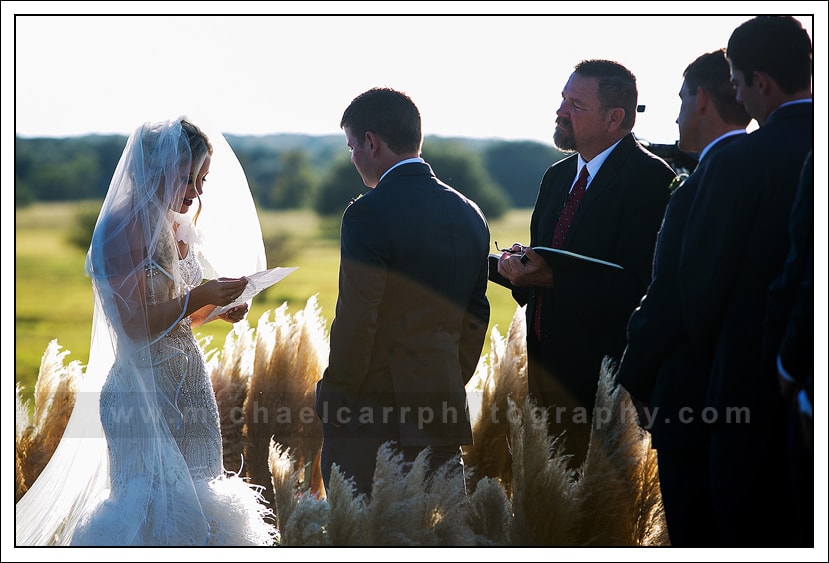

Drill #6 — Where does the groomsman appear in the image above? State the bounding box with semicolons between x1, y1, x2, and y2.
677;16;813;546
618;48;750;547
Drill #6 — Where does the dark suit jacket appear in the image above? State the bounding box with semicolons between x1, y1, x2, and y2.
518;133;674;408
765;150;814;393
316;161;490;447
617;133;744;450
678;102;814;429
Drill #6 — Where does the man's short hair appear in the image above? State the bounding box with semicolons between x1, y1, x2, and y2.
727;16;812;94
684;49;751;127
340;87;422;155
574;59;638;130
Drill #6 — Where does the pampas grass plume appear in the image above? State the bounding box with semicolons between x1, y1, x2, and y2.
15;340;82;500
508;396;580;545
18;298;670;547
207;325;254;474
464;305;527;492
247;296;327;504
573;358;667;546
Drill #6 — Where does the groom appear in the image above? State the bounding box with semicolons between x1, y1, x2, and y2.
315;87;491;497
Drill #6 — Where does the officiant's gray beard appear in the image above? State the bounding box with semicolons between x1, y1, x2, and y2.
553;130;577;153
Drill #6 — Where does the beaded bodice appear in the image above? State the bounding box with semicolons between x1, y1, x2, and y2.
101;250;223;487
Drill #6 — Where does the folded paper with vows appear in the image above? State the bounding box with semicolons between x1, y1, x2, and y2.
204;266;298;321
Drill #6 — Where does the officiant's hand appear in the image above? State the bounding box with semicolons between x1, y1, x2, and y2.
219;303;249;324
498;247;553;288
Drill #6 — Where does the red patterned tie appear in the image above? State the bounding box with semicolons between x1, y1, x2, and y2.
532;165;590;340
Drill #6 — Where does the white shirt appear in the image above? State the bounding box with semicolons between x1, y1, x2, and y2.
698;129;746;164
575;137;624;193
379;157;425;183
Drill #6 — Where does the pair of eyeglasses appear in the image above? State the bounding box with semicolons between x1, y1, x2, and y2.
494;241;525;254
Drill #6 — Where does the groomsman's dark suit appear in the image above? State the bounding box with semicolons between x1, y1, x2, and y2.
763;149;814;546
317;161;490;496
617;131;744;546
516;132;673;461
678;101;814;545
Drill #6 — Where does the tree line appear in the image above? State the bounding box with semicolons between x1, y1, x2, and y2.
15;133;569;219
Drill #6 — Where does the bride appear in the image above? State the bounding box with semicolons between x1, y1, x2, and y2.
15;118;277;546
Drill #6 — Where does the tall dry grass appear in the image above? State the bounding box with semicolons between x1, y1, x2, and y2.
15;296;667;545
15;340;82;502
245;295;328;504
206;323;256;476
463;305;528;495
572;358;667;546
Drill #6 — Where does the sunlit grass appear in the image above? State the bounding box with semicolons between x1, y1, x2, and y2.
15;202;532;406
17;304;666;546
16;205;95;401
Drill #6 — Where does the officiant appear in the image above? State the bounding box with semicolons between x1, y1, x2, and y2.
495;59;673;466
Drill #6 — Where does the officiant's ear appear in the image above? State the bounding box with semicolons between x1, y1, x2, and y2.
605;106;626;133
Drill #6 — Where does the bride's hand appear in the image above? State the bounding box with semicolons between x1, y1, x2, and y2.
200;276;248;306
219;303;248;324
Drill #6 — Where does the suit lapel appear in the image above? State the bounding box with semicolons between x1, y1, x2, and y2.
539;156;578;245
565;134;637;243
580;134;636;208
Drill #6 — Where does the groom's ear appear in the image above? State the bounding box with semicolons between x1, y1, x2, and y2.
364;131;385;157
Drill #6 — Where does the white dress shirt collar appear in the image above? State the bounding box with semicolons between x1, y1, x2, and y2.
379;157;425;183
577;137;623;190
698;129;746;163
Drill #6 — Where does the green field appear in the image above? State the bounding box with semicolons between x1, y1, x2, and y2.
15;202;531;404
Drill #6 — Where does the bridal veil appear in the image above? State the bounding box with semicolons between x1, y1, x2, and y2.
15;117;266;545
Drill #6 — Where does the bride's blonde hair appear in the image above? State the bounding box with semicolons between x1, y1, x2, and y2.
181;119;213;224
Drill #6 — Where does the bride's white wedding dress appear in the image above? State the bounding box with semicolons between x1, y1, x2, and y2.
16;118;274;547
69;250;277;546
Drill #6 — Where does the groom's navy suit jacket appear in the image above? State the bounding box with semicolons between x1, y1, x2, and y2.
317;161;490;447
